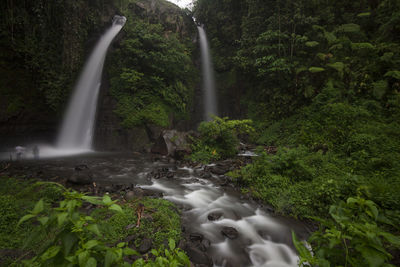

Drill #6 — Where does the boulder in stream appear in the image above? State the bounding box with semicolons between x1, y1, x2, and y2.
68;165;93;185
221;226;239;239
151;130;191;159
207;212;223;221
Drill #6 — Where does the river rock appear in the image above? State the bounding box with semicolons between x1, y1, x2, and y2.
138;238;152;254
68;166;93;185
185;246;213;266
189;233;204;242
207;212;223;221
221;227;239;239
201;239;211;250
124;191;135;201
151;130;191;159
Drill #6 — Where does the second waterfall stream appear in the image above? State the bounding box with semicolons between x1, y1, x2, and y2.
197;25;218;121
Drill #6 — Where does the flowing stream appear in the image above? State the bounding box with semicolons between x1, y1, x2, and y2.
2;153;308;266
197;26;218;121
140;163;306;267
57;15;126;150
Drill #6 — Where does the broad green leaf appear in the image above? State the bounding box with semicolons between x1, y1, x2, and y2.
40;245;61;261
123;247;138;256
18;214;35;226
357;246;385;267
351;42;374;50
291;231;313;261
82;196;102;205
33;199;44;214
38;216;49;225
87;224;101;236
357;12;371;17
105;250;116;267
109;204;123;213
57;212;69;227
177;251;189;263
337;23;361;33
309;67;325;73
102;195;113;206
327;62;345;76
305;41;319;47
62;232;78;256
117;242;126;248
380;232;400;246
151;249;159;256
85;257;97;267
78;251;89;266
296;67;308;74
84;240;99;250
169;239;176;250
365;200;379;220
384;70;400;80
347;197;358;205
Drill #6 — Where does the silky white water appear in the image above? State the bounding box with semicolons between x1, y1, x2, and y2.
140;166;303;267
197;25;218;121
0;16;127;160
57;15;126;149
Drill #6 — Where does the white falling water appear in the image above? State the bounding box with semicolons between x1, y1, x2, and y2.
57;15;126;149
197;25;218;121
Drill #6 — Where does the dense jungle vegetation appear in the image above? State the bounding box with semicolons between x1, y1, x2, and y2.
192;0;400;265
1;0;400;265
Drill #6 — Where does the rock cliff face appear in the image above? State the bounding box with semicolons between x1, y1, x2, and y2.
0;0;199;151
0;0;118;150
94;0;199;152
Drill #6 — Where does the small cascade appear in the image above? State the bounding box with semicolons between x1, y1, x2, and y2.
197;25;218;121
57;15;126;149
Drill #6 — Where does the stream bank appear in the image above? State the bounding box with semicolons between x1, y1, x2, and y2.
1;152;311;266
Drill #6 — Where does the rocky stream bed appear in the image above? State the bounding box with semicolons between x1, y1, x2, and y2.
1;152;311;267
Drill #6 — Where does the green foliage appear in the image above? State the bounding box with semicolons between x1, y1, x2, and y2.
18;187;135;267
108;17;196;128
228;147;359;217
17;184;188;267
190;117;254;162
132;239;190;267
293;196;400;267
0;177;63;250
308;67;325;73
94;197;182;250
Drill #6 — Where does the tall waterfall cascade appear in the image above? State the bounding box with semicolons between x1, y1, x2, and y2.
197;25;218;121
57;15;126;149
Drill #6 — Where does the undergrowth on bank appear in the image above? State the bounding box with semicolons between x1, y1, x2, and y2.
189;116;254;163
0;176;189;266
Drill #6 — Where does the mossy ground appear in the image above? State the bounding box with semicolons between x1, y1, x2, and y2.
93;197;182;250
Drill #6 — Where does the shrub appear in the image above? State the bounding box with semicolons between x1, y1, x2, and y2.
18;185;189;267
190;116;254;162
293;196;400;267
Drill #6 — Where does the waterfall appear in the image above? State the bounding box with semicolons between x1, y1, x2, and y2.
197;25;218;121
57;15;126;149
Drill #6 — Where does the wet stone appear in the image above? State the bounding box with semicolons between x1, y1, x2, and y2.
185;246;213;266
208;212;223;221
138;238;152;253
189;233;204;242
74;164;89;171
221;227;239;239
125;191;135;201
201;239;211;250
